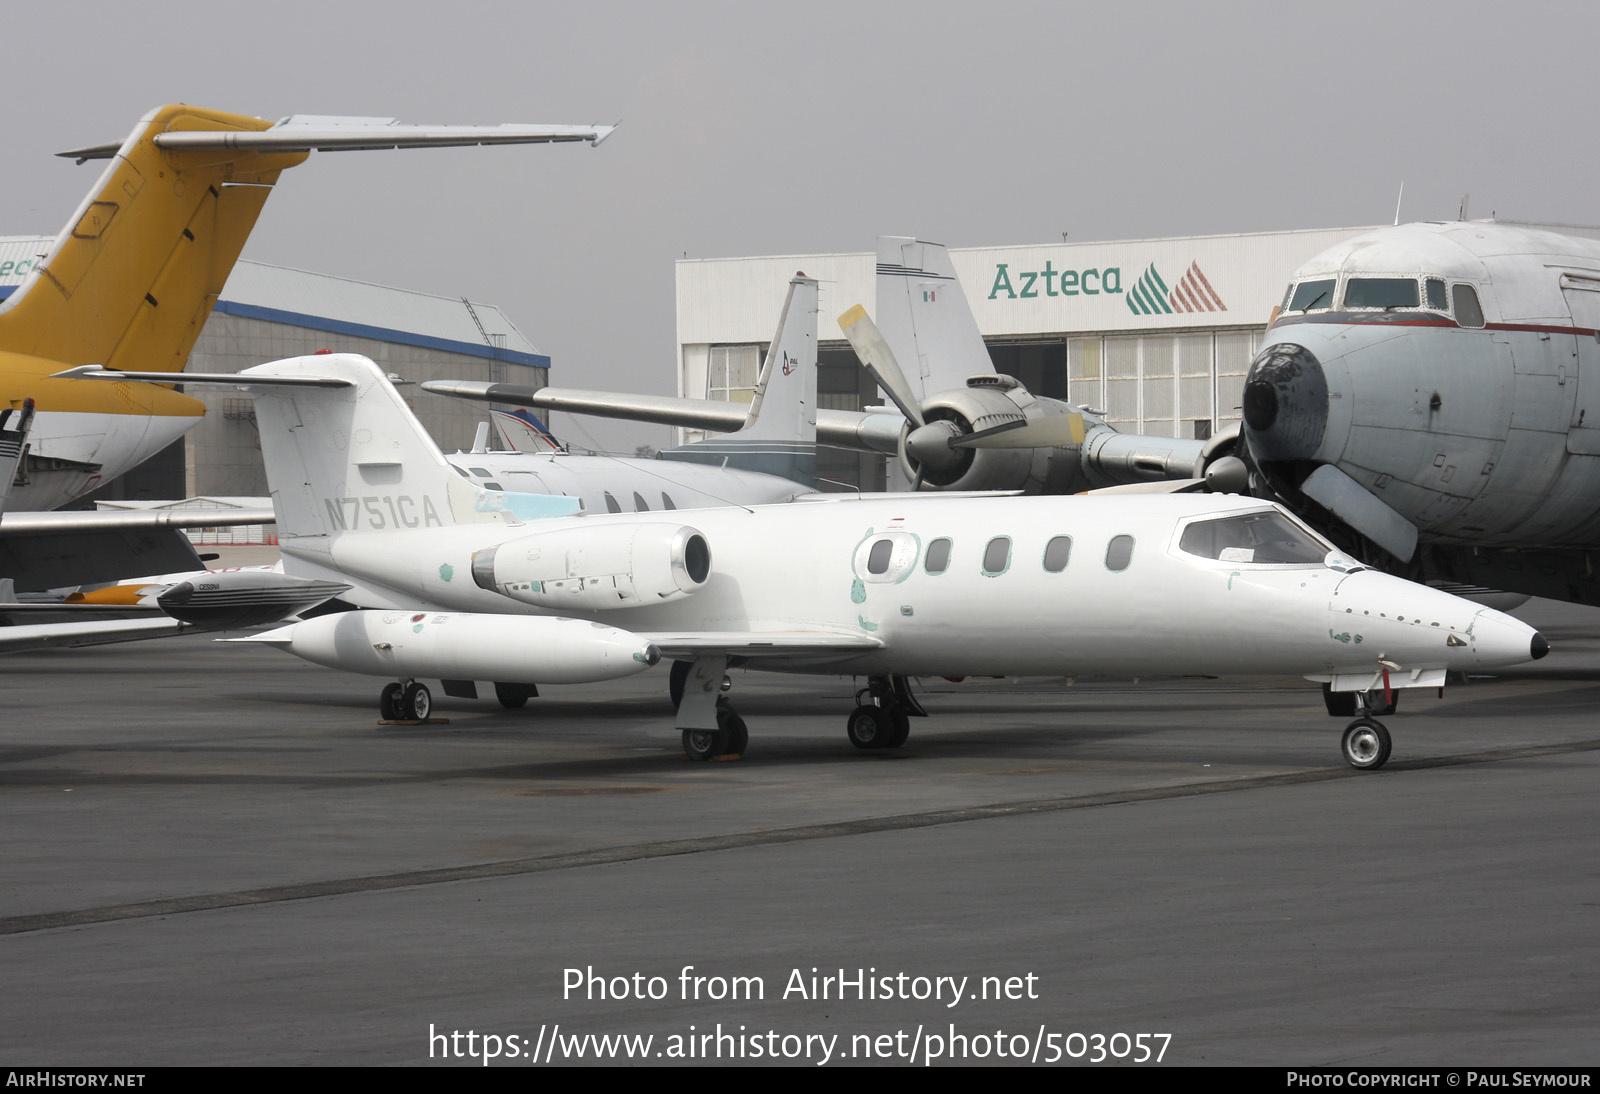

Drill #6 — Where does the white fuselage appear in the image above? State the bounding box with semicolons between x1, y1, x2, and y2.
281;492;1537;681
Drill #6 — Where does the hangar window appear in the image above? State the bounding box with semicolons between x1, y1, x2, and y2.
982;536;1011;576
924;537;952;574
1344;278;1420;309
1426;278;1448;310
1453;284;1485;328
1178;510;1329;565
1105;535;1135;572
1288;279;1336;312
1042;535;1073;573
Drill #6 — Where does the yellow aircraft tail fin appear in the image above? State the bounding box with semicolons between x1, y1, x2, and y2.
0;105;309;375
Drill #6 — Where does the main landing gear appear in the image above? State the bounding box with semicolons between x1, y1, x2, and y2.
380;679;432;722
846;675;924;751
1324;683;1398;770
674;656;746;761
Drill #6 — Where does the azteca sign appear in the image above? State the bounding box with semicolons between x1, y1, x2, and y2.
987;260;1226;315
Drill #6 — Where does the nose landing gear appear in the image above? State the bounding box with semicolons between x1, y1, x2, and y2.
1341;717;1392;769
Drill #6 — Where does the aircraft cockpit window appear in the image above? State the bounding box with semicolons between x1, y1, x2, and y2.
633;492;649;512
1042;535;1073;573
469;467;492;477
1105;535;1135;572
603;491;621;514
1178;511;1329;565
981;536;1012;576
661;493;677;510
1343;278;1420;309
483;481;503;491
925;537;952;574
1453;284;1485;328
1426;278;1448;310
1288;279;1336;312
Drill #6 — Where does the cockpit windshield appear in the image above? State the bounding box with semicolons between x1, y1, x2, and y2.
1343;277;1421;309
1288;279;1336;312
1178;510;1332;566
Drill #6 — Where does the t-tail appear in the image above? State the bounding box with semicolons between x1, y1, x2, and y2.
659;274;818;486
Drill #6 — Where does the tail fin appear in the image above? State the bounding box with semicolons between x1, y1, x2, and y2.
491;408;564;452
660;274;818;485
237;354;579;542
0;106;301;377
874;236;995;398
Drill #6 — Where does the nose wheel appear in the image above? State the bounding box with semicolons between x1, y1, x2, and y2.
380;679;432;722
1341;717;1391;770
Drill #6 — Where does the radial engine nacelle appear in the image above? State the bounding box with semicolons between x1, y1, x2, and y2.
471;523;711;610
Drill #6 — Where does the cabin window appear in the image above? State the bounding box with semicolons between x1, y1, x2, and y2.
1178;510;1330;565
604;492;621;514
925;537;952;574
661;493;677;510
854;532;920;584
1288;279;1336;312
633;492;649;512
982;536;1011;576
867;539;895;574
1453;284;1485;328
1105;535;1135;572
1344;278;1420;309
1042;535;1073;573
1426;278;1448;310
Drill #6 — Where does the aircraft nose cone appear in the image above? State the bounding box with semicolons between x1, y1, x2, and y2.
1243;342;1328;461
1532;632;1550;660
1468;608;1545;669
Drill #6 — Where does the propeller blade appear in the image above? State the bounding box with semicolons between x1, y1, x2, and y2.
948;413;1086;450
838;305;924;428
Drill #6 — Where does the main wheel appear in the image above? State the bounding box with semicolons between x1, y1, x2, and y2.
681;724;729;761
884;707;911;748
1341;718;1392;770
717;705;748;757
380;682;403;720
669;660;692;710
403;681;432;722
495;682;534;709
847;704;892;750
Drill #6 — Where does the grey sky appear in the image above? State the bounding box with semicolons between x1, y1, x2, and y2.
8;1;1597;451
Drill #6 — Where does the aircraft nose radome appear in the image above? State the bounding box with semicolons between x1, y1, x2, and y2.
1242;342;1327;461
1469;609;1544;669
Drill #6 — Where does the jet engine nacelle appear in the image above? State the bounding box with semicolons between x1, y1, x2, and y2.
471;523;711;610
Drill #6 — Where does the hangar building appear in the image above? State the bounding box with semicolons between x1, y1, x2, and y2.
0;237;547;501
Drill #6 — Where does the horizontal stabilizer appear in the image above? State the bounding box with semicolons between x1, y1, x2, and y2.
60;118;616;161
53;366;354;389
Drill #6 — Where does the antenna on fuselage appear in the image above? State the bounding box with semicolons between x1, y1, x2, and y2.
1393;180;1405;226
1458;194;1470;221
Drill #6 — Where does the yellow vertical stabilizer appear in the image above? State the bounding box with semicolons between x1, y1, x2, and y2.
0;105;310;409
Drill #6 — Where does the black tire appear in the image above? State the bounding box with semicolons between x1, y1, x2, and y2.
681;724;729;761
846;704;892;750
718;706;749;757
380;682;402;721
403;682;431;722
669;661;692;710
884;707;911;748
495;682;534;709
1342;718;1392;770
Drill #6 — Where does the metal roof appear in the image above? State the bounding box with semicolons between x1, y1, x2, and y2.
0;238;547;369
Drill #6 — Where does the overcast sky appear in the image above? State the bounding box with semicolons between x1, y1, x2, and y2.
7;1;1597;451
